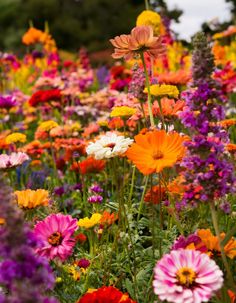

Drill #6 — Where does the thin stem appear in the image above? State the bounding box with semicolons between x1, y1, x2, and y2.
145;0;149;10
137;175;149;222
127;165;136;207
210;202;236;290
141;52;155;127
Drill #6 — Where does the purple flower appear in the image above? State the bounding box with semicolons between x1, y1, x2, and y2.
88;195;103;204
0;95;17;109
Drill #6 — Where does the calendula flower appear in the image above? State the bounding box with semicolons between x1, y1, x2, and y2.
86;132;133;160
0;152;29;169
126;130;185;175
110;25;165;60
38;120;59;132
144;84;179;98
110;106;137;117
34;213;78;261
6;133;26;144
15;189;49;209
77;213;102;229
136;10;162;35
153;249;223;303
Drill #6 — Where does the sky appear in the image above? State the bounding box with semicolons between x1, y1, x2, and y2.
166;0;232;40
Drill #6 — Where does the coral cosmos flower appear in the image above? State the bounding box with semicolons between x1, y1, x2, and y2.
86;132;133;160
77;213;102;229
153;249;223;303
38;120;59;132
110;106;137;117
77;286;136;303
126;130;185;175
6;133;26;144
136;10;162;35
144;84;179;98
110;25;165;60
28;89;61;107
15;189;49;209
34;213;78;261
197;229;236;259
0;152;29;169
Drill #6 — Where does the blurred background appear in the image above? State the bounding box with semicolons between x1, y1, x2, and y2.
0;0;235;55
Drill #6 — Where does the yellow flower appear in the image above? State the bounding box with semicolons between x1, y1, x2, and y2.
6;133;26;144
15;189;49;209
97;119;109;127
110;106;137;118
38;120;59;132
65;265;80;281
77;213;102;228
144;84;179;98
136;10;162;35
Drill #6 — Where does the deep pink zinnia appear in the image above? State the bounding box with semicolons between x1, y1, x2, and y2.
153;249;223;303
34;213;78;261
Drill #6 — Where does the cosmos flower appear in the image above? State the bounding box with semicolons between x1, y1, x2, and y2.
34;214;78;261
0;152;29;169
126;130;185;175
14;189;49;209
110;25;165;60
86;132;133;160
153;249;223;303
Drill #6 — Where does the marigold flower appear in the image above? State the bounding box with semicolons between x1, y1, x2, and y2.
110;106;137;117
144;84;179;98
126;130;186;175
110;25;166;60
6;133;26;144
153;249;223;303
136;10;162;35
15;189;49;209
77;213;102;229
38;120;59;132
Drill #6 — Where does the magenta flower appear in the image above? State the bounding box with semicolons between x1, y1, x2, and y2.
0;152;29;169
34;214;78;261
153;249;223;303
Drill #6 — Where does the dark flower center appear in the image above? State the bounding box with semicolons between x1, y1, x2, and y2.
153;150;164;160
48;232;62;246
105;143;116;149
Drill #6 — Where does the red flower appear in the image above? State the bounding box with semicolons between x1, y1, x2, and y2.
75;233;87;244
78;156;106;174
29;89;61;106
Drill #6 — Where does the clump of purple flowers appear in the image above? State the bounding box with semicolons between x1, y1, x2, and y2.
179;32;235;209
0;174;57;303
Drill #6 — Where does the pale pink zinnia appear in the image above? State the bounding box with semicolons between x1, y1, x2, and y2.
110;25;166;60
34;213;78;261
153;249;223;303
0;152;30;169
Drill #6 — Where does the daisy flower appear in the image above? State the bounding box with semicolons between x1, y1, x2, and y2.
153;249;223;303
86;132;133;160
34;213;78;261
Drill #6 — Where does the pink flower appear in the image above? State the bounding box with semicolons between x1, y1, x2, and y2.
0;152;30;169
110;25;166;60
34;213;78;261
153;249;223;303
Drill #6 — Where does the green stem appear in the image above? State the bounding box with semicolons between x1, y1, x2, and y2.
137;175;149;222
141;52;155;128
210;202;236;290
145;0;149;10
127;166;136;207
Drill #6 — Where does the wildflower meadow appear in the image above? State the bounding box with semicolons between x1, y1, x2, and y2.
0;2;236;303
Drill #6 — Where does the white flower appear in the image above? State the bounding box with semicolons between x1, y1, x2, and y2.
86;132;133;159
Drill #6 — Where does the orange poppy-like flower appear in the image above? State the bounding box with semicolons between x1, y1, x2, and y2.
15;189;49;209
100;211;118;225
110;25;166;60
152;98;185;118
71;156;106;175
197;229;236;259
144;185;167;204
126;130;186;175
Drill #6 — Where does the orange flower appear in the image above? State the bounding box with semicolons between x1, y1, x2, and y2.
22;27;44;45
15;189;49;209
110;25;165;60
167;175;186;196
72;156;106;175
228;290;236;303
108;117;125;130
226;143;236;153
144;185;167;204
126;130;186;175
197;229;236;259
157;70;191;85
100;211;118;225
218;119;236;128
152;98;185;118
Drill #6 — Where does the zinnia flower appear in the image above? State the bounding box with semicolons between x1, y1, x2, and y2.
28;89;61;107
6;133;26;144
15;189;49;209
38;120;59;132
153;249;223;303
144;84;179;98
110;25;165;60
126;130;185;175
77;213;102;229
136;10;162;35
110;106;137;117
86;132;133;160
0;152;29;169
34;213;78;261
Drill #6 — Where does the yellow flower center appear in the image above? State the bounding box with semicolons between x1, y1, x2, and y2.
48;232;62;246
176;267;196;286
153;150;164;160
